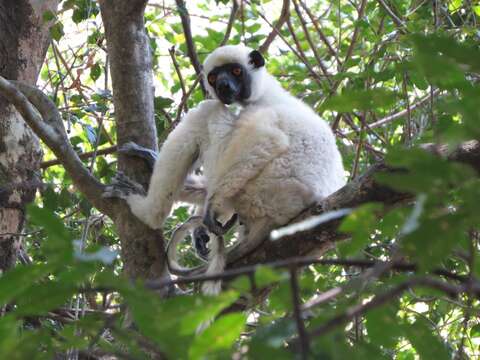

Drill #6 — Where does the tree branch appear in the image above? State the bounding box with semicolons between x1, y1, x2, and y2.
307;276;478;340
144;256;468;290
343;90;441;135
377;0;407;31
258;0;290;54
41;145;118;169
175;0;207;96
220;0;240;46
0;77;113;216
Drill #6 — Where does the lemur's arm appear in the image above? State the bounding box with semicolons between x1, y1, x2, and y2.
124;101;214;229
204;109;289;234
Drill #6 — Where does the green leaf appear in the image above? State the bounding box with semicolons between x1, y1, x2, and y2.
124;288;239;358
321;89;397;112
27;205;74;263
0;315;20;354
403;319;451;360
401;213;466;270
470;323;480;338
365;302;400;348
72;0;99;24
50;22;64;41
254;266;285;287
42;10;56;23
84;124;97;145
90;62;102;81
15;281;76;316
249;318;296;359
338;203;383;256
188;313;246;359
0;264;52;305
376;147;475;194
154;96;174;110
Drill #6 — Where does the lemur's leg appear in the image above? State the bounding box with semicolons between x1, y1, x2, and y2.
111;141;218;260
204;109;289;235
226;218;273;263
177;174;207;206
103;101;223;229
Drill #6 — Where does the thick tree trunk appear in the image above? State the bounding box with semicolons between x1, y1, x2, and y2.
0;0;59;272
98;0;167;281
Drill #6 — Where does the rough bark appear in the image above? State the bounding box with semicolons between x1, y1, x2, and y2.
0;0;59;271
98;0;167;281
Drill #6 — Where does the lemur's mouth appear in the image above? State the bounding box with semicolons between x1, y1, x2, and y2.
220;97;234;105
217;92;238;105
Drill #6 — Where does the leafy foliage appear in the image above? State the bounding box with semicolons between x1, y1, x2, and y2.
1;0;479;358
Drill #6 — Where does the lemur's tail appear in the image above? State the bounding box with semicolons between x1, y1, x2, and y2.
167;216;204;275
201;234;226;295
196;233;225;333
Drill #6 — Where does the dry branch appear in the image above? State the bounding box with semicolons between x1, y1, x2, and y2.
0;77;113;216
175;0;207;96
41;145;118;169
258;0;290;54
307;276;478;339
377;0;407;31
220;0;240;46
343;90;441;135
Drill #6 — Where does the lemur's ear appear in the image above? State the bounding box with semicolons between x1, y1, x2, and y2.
248;50;265;68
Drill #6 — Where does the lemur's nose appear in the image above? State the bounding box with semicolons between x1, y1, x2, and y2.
217;79;233;93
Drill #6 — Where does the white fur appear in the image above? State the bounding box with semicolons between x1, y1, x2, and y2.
125;45;346;298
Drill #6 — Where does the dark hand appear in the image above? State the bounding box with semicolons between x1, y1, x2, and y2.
193;226;210;260
203;204;238;236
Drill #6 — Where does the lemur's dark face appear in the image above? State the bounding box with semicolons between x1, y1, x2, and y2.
206;50;265;105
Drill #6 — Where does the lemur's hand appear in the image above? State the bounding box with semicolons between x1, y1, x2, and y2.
103;172;146;200
193;226;210;260
203;202;238;236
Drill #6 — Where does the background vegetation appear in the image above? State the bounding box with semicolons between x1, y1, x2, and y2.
0;0;479;358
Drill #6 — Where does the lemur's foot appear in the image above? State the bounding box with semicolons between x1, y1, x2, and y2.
203;205;238;236
103;172;146;200
118;141;158;170
193;226;210;260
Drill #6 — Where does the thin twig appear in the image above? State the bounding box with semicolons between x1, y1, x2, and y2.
169;46;188;108
245;0;323;87
307;276;472;339
220;0;240;46
402;72;412;142
298;0;340;65
291;0;333;85
41;145;118;169
285;18;324;87
175;76;201;123
350;121;364;180
377;0;407;31
175;0;206;96
342;0;367;70
258;0;290;54
343;90;441;135
289;266;310;359
142;256;468;290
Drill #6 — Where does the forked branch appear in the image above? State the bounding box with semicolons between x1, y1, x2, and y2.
0;77;113;216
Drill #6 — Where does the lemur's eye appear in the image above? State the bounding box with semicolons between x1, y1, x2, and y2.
232;67;242;76
208;73;217;85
